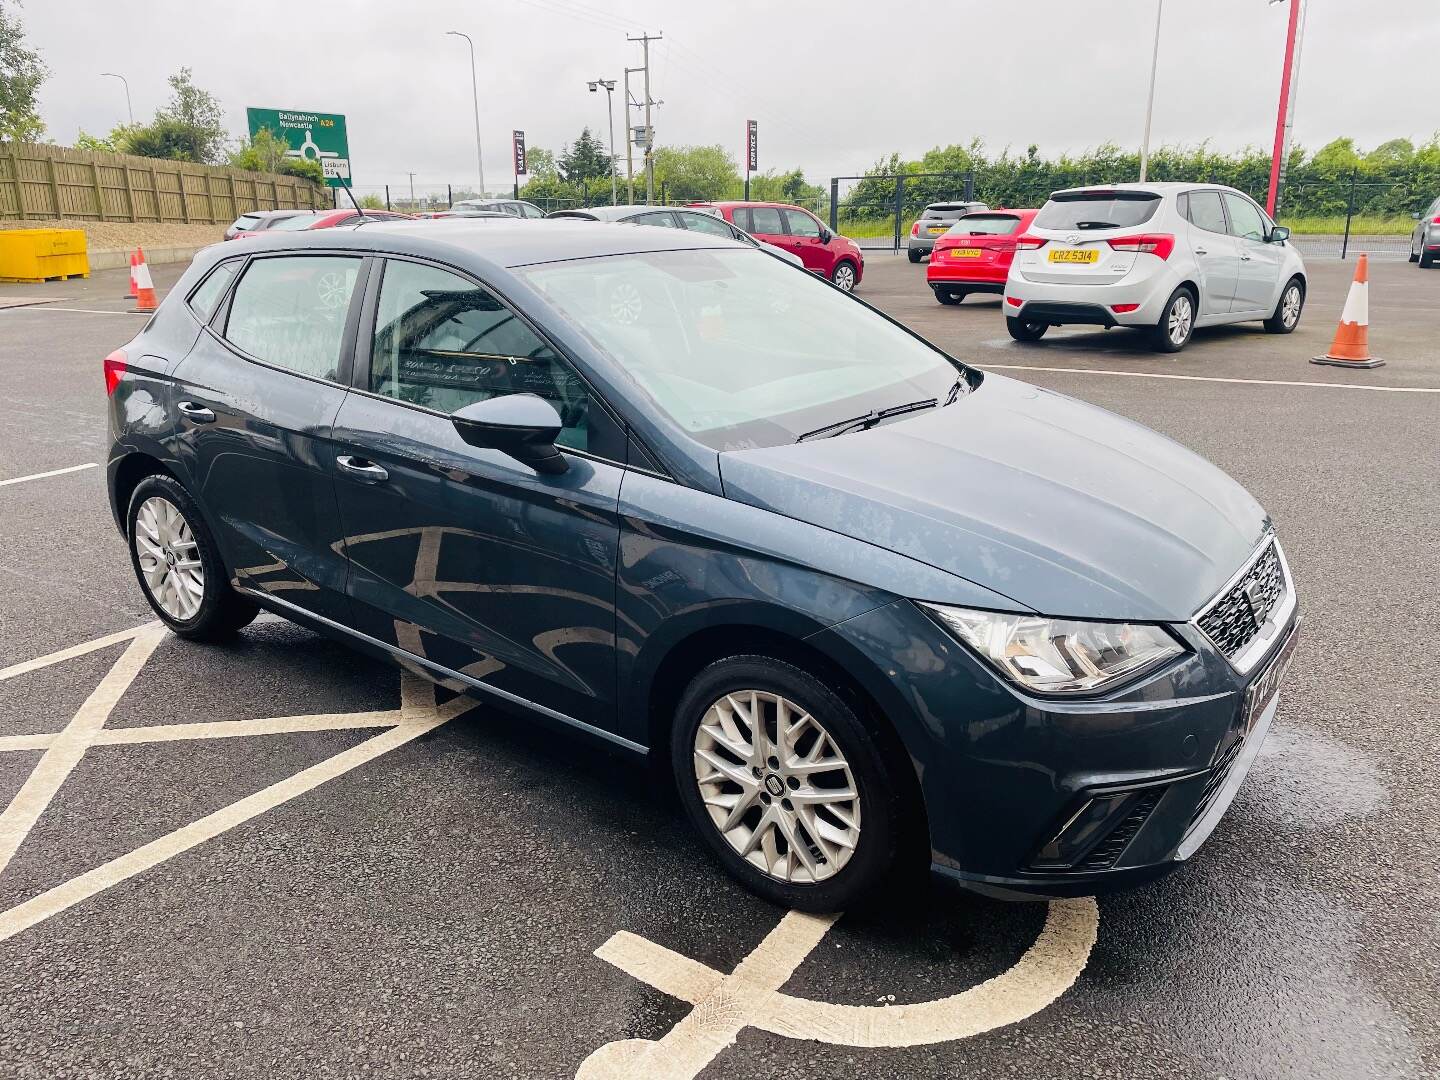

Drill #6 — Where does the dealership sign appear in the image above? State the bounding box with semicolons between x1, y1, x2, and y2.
246;107;351;188
513;130;527;176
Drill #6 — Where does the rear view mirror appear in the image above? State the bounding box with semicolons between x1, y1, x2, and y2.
451;394;568;475
1269;226;1291;243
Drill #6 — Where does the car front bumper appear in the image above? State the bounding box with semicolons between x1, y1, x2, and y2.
807;594;1300;899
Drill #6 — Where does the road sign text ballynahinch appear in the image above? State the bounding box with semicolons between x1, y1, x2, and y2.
246;107;351;188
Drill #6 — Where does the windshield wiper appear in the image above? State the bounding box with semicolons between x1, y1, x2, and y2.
795;397;938;442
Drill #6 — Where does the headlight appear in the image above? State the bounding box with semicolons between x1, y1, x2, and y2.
922;604;1184;694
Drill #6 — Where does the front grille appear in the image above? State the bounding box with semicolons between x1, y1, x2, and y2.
1197;541;1286;659
1188;735;1244;830
1077;789;1162;871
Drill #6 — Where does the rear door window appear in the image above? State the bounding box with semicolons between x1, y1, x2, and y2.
629;211;678;228
1223;194;1268;242
1185;191;1229;234
748;207;784;235
369;259;593;451
223;255;362;382
232;214;262;231
678;211;735;237
187;260;240;321
782;209;822;238
1033;191;1161;230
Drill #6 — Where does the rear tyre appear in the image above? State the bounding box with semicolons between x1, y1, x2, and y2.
934;288;965;306
1421;250;1435;269
1006;316;1049;342
1409;245;1420;263
1150;287;1196;352
908;249;922;264
830;260;858;292
671;656;901;912
1264;277;1304;334
127;474;258;641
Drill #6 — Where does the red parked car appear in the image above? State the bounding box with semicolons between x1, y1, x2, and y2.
691;201;864;291
926;208;1038;305
228;208;413;239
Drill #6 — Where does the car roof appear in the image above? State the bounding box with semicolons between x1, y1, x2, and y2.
219;218;742;272
550;205;711;221
925;201;984;209
241;208;316;219
703;201;806;212
1048;181;1237;197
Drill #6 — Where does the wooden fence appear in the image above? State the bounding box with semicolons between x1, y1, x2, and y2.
0;142;329;224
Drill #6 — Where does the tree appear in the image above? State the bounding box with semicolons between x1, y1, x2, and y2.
558;128;614;184
525;146;558;180
0;1;46;142
652;145;740;202
157;67;226;163
229;127;325;183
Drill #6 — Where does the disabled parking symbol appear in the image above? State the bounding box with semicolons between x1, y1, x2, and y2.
577;897;1099;1079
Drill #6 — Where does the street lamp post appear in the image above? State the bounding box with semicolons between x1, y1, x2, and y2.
99;72;133;126
446;31;486;198
1138;0;1164;182
587;78;618;205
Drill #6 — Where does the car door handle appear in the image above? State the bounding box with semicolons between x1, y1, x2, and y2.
336;456;389;483
176;401;216;424
1194;247;1208;256
1240;253;1253;261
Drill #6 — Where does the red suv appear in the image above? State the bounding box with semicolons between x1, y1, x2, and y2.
693;202;864;291
926;208;1038;305
229;208;413;239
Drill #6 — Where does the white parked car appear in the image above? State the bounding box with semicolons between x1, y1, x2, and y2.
1003;183;1307;352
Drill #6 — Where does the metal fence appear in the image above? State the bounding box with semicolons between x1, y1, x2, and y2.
0;142;327;224
821;168;1421;260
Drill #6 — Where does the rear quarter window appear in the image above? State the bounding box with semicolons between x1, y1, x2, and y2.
187;260;240;321
1034;192;1161;230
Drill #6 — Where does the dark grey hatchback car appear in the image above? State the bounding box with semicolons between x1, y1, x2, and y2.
105;221;1299;908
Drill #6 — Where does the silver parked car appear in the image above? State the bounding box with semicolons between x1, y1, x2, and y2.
453;198;547;219
547;204;805;268
1410;196;1439;268
907;201;989;261
1004;183;1307;352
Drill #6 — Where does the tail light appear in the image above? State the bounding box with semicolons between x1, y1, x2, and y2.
1111;303;1141;313
103;349;127;395
992;241;1017;253
1006;296;1023;307
910;221;920;237
1432;215;1440;224
1015;234;1047;250
1107;234;1175;260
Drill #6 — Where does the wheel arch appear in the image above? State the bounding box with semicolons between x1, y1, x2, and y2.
109;450;180;538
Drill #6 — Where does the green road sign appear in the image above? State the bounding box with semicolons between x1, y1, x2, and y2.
246;107;351;188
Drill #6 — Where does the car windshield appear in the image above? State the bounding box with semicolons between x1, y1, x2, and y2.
947;214;1022;235
267;214;322;232
923;206;969;219
1034;192;1160;230
233;215;262;231
519;249;965;451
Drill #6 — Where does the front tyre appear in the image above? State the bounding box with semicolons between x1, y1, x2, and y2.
830;260;857;292
1150;287;1196;352
1006;315;1049;342
1264;277;1304;334
127;474;258;641
672;656;900;912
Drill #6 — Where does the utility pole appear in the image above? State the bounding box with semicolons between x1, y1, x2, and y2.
627;32;662;204
1138;0;1164;182
408;172;415;207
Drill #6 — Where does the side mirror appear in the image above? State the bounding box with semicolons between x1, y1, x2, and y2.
1269;226;1291;243
1413;211;1422;220
817;227;832;243
451;394;568;475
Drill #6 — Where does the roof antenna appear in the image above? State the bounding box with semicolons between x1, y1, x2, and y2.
335;173;365;217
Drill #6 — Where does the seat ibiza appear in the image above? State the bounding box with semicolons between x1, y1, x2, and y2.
106;222;1299;908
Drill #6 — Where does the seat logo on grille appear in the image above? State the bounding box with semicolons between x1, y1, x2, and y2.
1242;580;1267;623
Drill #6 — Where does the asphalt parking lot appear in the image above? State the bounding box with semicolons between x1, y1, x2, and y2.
0;254;1436;1079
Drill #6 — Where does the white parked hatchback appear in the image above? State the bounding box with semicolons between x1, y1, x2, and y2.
1003;182;1307;352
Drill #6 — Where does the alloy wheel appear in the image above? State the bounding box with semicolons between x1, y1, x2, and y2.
692;689;861;884
1281;284;1302;328
832;264;856;292
1169;294;1194;345
134;496;204;621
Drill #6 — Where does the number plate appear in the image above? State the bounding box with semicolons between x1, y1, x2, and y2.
927;226;946;235
948;247;982;258
1242;620;1300;734
1048;248;1099;264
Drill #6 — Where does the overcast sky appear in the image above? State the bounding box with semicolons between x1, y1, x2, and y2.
20;0;1440;195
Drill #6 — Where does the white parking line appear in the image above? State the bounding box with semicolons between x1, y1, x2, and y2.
980;364;1440;393
0;306;147;316
0;462;100;488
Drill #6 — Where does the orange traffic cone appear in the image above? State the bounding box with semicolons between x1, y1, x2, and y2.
1311;254;1384;368
126;249;138;298
132;251;157;313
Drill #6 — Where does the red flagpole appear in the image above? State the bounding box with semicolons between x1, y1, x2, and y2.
1266;0;1302;217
